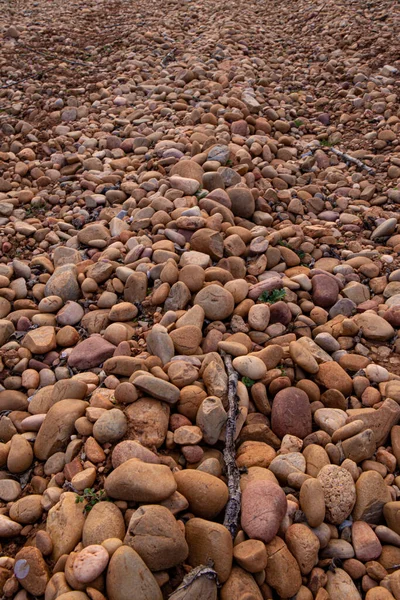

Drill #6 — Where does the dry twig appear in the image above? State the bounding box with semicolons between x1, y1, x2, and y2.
329;146;375;175
168;565;219;599
301;141;375;174
221;351;241;538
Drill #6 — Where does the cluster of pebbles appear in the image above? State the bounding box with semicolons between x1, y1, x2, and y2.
1;0;400;598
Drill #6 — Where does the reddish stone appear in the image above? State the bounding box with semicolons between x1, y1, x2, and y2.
271;387;312;439
312;274;339;308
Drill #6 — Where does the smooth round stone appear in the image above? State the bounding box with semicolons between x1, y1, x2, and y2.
92;408;127;444
314;332;340;352
241;480;287;543
232;355;267;379
0;479;21;501
319;211;339;221
73;545;109;583
314;408;348;435
194;284;235;320
271;387;312;440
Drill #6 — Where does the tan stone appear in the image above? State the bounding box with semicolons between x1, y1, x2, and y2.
124;505;188;570
105;459;177;502
47;492;87;561
185;518;233;582
106;545;162;600
174;470;228;519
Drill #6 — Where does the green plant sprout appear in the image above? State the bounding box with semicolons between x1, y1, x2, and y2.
258;288;286;304
242;376;256;388
75;488;110;512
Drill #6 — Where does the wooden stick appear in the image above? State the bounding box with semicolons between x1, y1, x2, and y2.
301;141;375;175
168;565;219;599
221;351;242;539
329;146;375;175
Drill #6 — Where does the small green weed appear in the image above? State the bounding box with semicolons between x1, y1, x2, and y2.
242;376;256;388
75;488;109;513
293;119;303;128
258;288;286;304
24;202;46;217
320;139;334;147
278;240;305;260
194;187;208;200
278;366;287;376
297;249;306;260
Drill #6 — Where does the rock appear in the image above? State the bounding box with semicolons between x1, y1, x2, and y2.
316;361;353;396
241;479;287;543
125;399;169;448
271;387;312;439
232;539;267;573
299;478;326;528
169;325;203;355
269;452;306;483
264;536;302;598
170;160;204;183
353;312;395;341
73;545;109;583
185;518;233;582
352;521;382;561
317;465;356;524
194;285;235;320
22;326;57;354
289;340;319;373
347;399;400;446
174;470;228;519
196;396;227;444
353;470;392;523
78;224;110;246
285;523;320;574
314;408;348;435
9;494;43;523
133;374;180;403
7;434;33;473
57;301;84;325
170;175;200;194
14;546;49;595
0;479;21;501
227;188;255;218
0;319;15;346
237;441;276;469
68;336;116;369
146;324;175;364
111;440;160;468
47;492;87;560
169;573;217;600
371;218;397;240
82;502;125;546
383;502;400;536
342;429;376;462
326;568;362;600
4;2;400;596
0;514;23;537
232;355;267;379
44;265;80;302
106;545;162;600
89;414;125;450
105;459;177;502
124;505;188;570
34;399;87;460
312;274;340;307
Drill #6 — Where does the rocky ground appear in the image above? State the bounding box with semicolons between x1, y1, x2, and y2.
1;0;400;597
